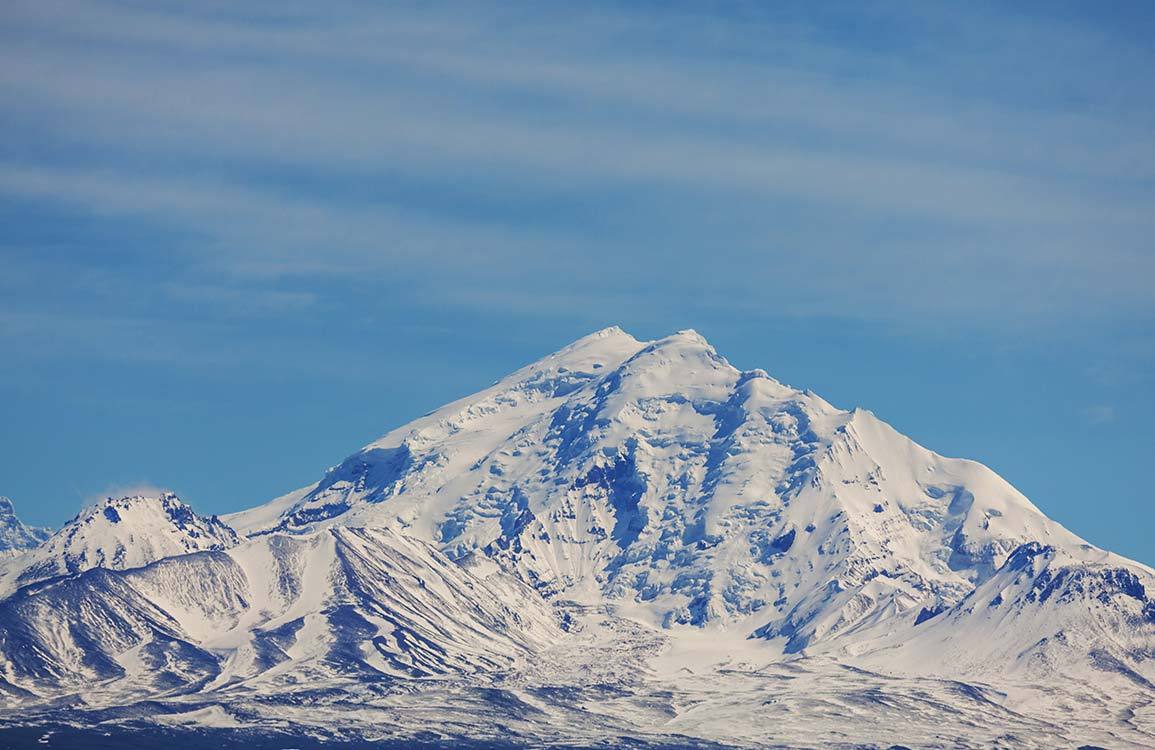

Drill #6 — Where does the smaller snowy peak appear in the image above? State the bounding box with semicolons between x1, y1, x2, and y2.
0;496;51;554
361;326;645;452
521;325;643;380
670;328;709;344
0;492;238;597
599;327;738;406
848;539;1155;684
733;367;813;406
584;324;632;342
642;328;723;358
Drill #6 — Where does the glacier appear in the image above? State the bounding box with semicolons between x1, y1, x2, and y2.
1;327;1153;749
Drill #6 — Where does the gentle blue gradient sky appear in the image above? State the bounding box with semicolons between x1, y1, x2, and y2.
1;1;1153;563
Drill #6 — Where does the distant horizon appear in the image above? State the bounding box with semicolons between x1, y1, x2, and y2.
2;1;1153;567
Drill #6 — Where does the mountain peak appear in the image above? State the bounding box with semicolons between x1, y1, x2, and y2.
535;327;724;383
648;327;716;351
672;327;707;342
638;328;729;367
105;490;176;502
589;324;631;339
92;490;178;512
560;325;638;349
512;325;643;382
0;496;51;553
0;492;238;596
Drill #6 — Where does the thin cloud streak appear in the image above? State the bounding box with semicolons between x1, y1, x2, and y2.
0;0;1152;329
4;0;1154;181
2;29;1152;226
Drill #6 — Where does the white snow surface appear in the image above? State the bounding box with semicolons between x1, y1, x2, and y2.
230;327;1095;648
0;492;238;597
0;497;50;553
3;327;1154;748
0;526;558;697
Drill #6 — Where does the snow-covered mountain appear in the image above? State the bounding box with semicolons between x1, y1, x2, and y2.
0;525;557;699
3;328;1153;748
846;540;1155;684
228;327;1106;658
0;497;50;554
0;493;238;596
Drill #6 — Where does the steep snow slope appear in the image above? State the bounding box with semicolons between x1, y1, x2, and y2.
0;493;237;597
230;327;1087;655
0;526;558;699
224;325;647;538
0;497;50;554
844;540;1155;683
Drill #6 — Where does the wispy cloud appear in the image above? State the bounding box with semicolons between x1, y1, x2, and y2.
1084;405;1117;426
1;0;1153;338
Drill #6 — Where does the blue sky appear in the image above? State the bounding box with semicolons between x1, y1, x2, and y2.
1;1;1153;564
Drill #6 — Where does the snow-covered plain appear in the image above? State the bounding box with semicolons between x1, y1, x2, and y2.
1;328;1153;748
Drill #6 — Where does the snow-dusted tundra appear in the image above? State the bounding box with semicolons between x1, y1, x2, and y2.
1;328;1153;748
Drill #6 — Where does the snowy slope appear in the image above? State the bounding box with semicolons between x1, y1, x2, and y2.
229;327;1091;657
843;540;1155;683
224;325;646;538
0;493;238;597
0;526;558;699
0;497;50;554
